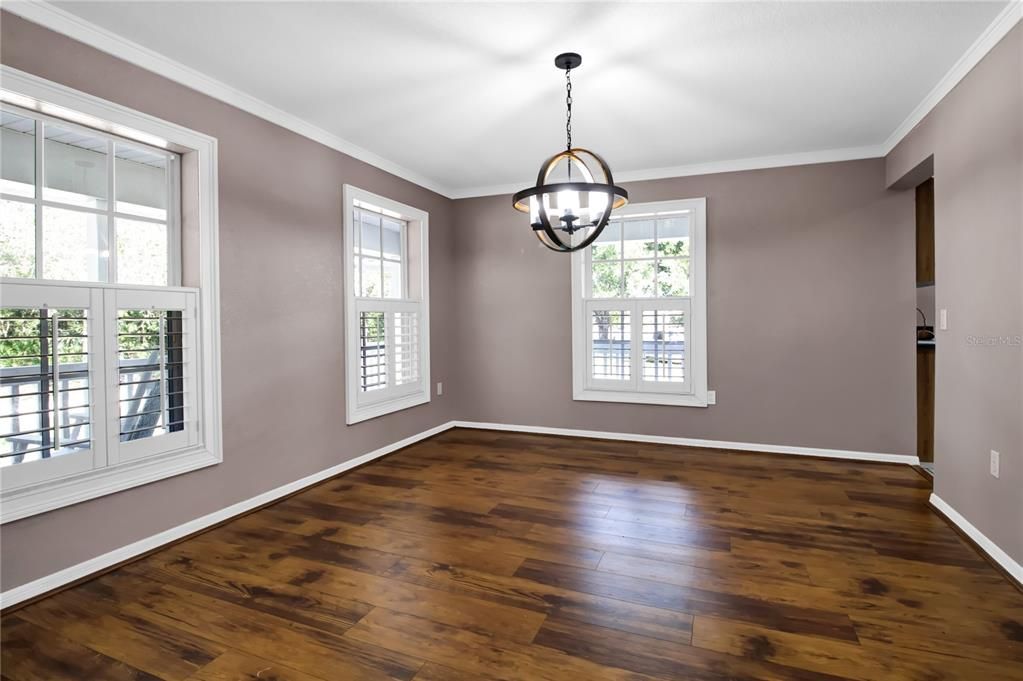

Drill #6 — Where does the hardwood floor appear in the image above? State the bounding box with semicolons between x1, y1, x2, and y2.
3;428;1022;681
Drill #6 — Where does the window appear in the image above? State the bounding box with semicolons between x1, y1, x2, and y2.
0;68;221;522
571;198;708;406
343;186;429;424
1;107;178;285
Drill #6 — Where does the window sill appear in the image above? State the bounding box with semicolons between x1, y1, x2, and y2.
574;388;709;408
0;445;220;524
347;390;430;425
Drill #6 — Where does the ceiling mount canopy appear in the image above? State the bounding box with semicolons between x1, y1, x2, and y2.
512;52;628;253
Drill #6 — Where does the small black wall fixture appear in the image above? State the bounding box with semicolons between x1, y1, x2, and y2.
512;53;628;252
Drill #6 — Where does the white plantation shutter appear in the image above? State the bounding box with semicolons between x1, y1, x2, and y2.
572;198;707;407
359;311;387;392
584;300;690;394
587;304;631;387
0;283;201;489
638;301;690;394
0;284;101;489
112;288;199;463
393;310;420;386
354;301;423;407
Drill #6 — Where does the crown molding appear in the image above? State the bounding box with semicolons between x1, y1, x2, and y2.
450;144;887;199
1;0;457;198
4;0;1019;199
881;0;1022;154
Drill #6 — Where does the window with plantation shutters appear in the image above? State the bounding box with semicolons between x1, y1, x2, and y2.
0;71;222;523
571;199;709;407
344;186;430;424
0;283;201;490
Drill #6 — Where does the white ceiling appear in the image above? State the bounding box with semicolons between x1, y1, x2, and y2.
36;1;1012;196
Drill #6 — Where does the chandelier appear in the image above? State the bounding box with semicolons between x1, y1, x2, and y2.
512;53;628;252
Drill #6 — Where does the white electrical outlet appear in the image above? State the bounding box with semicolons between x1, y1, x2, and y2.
436;382;443;396
707;390;717;405
990;450;1000;478
939;309;948;331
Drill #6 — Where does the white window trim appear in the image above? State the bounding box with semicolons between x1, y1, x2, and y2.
571;197;709;407
0;67;223;523
342;185;430;424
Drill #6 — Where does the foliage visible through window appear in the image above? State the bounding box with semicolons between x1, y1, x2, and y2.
0;107;177;286
590;213;690;298
0;308;91;467
575;200;705;405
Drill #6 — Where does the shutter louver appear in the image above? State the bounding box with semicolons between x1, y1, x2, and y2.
359;311;387;392
117;309;187;442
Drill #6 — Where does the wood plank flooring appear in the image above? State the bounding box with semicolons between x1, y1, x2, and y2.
3;428;1022;680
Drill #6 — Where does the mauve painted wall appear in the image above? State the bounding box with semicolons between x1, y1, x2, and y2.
450;159;917;455
886;25;1023;563
0;12;461;591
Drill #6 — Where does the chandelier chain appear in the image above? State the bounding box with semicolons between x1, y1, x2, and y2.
565;68;572;152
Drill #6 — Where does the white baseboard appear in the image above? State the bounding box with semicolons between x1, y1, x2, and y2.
929;493;1023;585
452;421;919;465
0;421;456;609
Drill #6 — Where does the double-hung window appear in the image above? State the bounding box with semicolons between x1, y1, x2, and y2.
0;68;221;522
343;185;429;424
571;198;709;406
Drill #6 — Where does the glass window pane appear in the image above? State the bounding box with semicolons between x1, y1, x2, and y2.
657;258;690;297
43;124;108;209
359;211;381;256
624;259;656;298
359;256;381;297
591;309;630;381
115;143;168;220
1;308;91;466
0;199;35;278
642;309;686;383
656;215;690;257
42;206;107;282
591;221;621;261
382;259;403;299
116;218;168;286
591;261;622;298
622;219;655;258
1;111;36;198
382;218;403;259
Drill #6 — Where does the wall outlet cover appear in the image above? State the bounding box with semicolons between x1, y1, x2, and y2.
990;450;1000;478
707;390;717;405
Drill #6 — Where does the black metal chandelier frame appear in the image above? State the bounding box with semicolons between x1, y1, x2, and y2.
512;53;628;253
